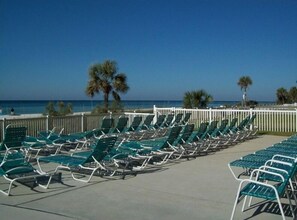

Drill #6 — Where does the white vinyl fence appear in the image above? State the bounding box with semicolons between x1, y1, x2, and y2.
153;106;297;133
0;106;296;141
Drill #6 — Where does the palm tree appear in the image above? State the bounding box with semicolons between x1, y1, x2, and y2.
237;76;253;107
183;90;213;108
276;87;289;104
289;86;297;103
86;60;129;112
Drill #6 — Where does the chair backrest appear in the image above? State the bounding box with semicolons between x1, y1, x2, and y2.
0;125;27;151
181;113;191;125
87;136;117;163
172;113;183;125
177;124;194;144
128;116;142;131
141;115;154;130
236;115;250;131
160;126;182;149
245;114;256;129
201;120;218;140
229;118;238;128
222;118;238;134
163;114;174;127
210;119;228;138
100;117;114;134
153;115;166;129
0;151;33;175
190;122;209;142
114;117;128;133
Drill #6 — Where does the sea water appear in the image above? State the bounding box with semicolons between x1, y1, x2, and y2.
0;100;273;115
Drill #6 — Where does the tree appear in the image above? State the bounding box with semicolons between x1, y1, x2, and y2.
86;60;129;112
44;101;72;116
289;86;297;103
183;90;213;108
276;87;289;104
237;76;253;107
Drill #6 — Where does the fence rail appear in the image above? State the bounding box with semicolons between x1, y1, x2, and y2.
0;106;296;141
154;106;297;133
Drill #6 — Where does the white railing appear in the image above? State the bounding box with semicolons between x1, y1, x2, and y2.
1;106;296;141
153;106;297;133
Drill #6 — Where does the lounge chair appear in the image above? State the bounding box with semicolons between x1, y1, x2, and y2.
162;114;174;128
23;130;81;159
230;158;297;219
119;126;183;165
37;136;117;183
175;124;195;145
181;112;191;125
152;114;166;130
93;117;114;136
0;124;27;153
183;121;218;156
111;116;128;134
140;115;154;130
0;151;51;196
126;115;143;132
171;113;183;126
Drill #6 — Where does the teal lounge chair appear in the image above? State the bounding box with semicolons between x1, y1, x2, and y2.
94;117;114;136
230;156;297;219
174;124;195;145
126;116;143;132
0;151;51;196
162;114;174;128
0;125;27;153
181;112;191;125
171;113;183;126
120;126;183;165
111;116;128;134
37;136;117;183
140;115;155;130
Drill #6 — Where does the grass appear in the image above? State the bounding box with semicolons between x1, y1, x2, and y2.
257;131;295;136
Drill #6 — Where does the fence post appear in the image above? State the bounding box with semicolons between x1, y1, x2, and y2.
209;108;212;123
295;108;297;132
81;113;84;132
153;105;157;123
249;108;253;130
46;115;49;131
2;118;5;139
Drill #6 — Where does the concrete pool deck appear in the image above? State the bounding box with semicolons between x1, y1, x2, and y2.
0;134;294;220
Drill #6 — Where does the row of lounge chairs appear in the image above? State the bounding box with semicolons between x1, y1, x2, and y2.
0;113;256;196
229;134;297;219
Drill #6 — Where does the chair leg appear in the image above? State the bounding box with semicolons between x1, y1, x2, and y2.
230;181;244;220
275;193;286;220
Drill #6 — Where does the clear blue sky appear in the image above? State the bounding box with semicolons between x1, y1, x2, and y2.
0;0;296;102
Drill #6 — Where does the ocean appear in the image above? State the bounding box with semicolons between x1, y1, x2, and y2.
0;100;274;115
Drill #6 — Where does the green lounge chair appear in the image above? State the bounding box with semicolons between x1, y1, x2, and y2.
126;116;143;132
0;151;51;196
230;159;297;219
0;124;27;153
182;121;217;156
94;117;114;136
140;115;154;130
181;112;191;125
120;126;183;165
171;113;183;126
37;136;117;183
111;116;128;134
174;124;195;145
162;114;174;128
152;114;166;130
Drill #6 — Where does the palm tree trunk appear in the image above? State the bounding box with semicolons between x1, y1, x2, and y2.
104;92;109;111
243;89;247;107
